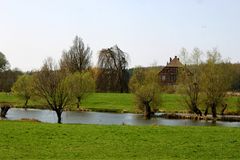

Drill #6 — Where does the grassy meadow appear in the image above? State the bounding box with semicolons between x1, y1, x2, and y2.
0;92;239;114
0;120;239;160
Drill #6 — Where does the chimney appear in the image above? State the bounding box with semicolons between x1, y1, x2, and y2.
170;57;172;62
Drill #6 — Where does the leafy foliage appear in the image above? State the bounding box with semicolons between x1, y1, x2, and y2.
11;74;34;107
0;52;10;71
129;67;161;118
0;69;23;92
200;49;232;117
177;48;202;115
65;71;95;108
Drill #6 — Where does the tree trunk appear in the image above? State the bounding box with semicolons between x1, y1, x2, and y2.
211;104;217;118
144;102;151;119
24;98;29;109
192;103;202;116
55;109;63;124
204;104;209;116
221;103;227;116
1;106;10;118
77;97;81;109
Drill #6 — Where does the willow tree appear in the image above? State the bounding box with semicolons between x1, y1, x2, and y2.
12;74;34;108
129;67;161;119
33;58;71;123
177;48;203;116
97;45;129;92
200;49;232;118
60;36;92;73
65;71;95;109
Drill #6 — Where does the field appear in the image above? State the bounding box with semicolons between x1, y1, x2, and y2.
0;92;239;114
0;120;239;160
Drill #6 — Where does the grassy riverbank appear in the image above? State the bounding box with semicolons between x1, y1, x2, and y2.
0;92;238;114
0;120;239;159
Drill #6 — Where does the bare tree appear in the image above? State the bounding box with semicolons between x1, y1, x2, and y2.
33;58;71;123
177;48;203;116
129;67;161;119
97;45;129;93
60;36;92;73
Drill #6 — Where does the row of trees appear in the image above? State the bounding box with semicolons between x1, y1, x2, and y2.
2;36;130;122
12;59;95;123
128;48;240;119
2;36;240;121
1;36;130;93
9;36;128;123
0;52;23;92
177;48;234;118
60;36;130;93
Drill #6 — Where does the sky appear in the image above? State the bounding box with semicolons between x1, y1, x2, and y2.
1;0;240;71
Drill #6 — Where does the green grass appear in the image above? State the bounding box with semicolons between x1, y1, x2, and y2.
81;93;135;112
0;121;239;160
0;92;238;114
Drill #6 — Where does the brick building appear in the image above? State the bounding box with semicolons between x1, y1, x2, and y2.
159;56;183;85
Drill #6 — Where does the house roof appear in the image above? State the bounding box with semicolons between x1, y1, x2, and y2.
166;56;183;67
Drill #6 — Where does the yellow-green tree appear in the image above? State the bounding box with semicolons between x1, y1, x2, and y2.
129;67;161;119
200;49;232;118
65;71;95;109
177;48;203;116
12;74;34;108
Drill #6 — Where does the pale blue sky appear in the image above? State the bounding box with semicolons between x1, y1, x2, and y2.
0;0;240;71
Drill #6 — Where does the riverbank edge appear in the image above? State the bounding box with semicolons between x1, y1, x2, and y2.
12;104;240;115
158;113;240;122
4;107;240;123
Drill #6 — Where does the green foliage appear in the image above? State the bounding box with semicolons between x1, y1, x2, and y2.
177;48;203;115
11;74;34;107
237;96;240;113
129;68;161;114
0;121;240;159
200;49;232;117
0;69;23;92
65;71;95;108
0;52;10;71
229;64;240;91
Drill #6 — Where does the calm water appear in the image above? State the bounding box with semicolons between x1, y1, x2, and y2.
1;108;240;127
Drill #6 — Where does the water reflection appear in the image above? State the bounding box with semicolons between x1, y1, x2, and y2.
1;108;240;127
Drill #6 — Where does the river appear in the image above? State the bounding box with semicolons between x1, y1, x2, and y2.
1;108;240;127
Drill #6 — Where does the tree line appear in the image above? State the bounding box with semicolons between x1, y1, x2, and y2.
176;48;237;118
1;36;240;122
2;36;130;123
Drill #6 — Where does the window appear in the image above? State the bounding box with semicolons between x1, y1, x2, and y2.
162;75;166;81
